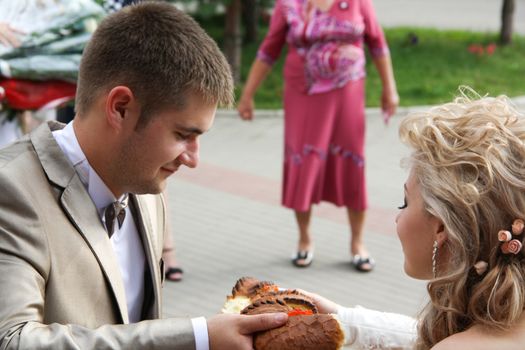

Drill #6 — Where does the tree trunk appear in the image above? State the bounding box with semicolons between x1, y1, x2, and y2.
224;0;242;83
500;0;515;45
243;0;259;44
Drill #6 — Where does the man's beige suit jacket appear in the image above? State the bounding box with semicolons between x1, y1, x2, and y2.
0;122;196;349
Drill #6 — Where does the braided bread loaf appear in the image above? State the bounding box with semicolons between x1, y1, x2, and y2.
223;277;345;350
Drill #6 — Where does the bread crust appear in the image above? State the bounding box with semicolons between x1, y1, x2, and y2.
232;277;278;298
254;314;344;350
225;277;344;350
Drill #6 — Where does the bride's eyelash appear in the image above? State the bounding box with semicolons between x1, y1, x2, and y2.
398;198;407;210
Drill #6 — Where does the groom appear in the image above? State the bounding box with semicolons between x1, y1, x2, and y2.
0;2;287;349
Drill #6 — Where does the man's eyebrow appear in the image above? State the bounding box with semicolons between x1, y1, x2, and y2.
175;125;204;135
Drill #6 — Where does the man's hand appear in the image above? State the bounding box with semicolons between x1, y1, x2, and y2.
207;312;288;350
0;22;24;47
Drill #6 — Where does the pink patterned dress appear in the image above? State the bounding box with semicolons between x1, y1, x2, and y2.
257;0;389;212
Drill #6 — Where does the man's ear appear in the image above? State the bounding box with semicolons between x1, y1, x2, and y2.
105;86;135;131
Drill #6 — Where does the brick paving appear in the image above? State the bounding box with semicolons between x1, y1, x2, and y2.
162;107;429;320
162;98;525;320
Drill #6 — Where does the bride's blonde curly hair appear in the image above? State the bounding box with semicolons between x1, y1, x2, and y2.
399;88;525;349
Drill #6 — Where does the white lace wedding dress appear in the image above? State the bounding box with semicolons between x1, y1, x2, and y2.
337;306;418;349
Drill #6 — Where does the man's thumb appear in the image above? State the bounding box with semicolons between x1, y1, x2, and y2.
240;313;288;334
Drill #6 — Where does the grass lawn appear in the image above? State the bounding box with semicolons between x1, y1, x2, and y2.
197;17;525;109
370;28;525;108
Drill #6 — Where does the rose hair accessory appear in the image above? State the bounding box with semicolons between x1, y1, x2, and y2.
472;219;525;276
498;230;512;242
473;261;488;275
501;239;522;255
498;219;525;255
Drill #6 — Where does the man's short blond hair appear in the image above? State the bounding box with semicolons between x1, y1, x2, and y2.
75;1;234;125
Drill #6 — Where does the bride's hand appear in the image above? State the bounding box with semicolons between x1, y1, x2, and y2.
297;289;341;314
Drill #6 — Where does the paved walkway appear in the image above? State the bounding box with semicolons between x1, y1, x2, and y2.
162;0;525;321
374;0;525;35
162;101;525;320
163;106;425;319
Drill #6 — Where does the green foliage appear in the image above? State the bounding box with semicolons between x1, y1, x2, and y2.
175;0;274;18
178;0;222;18
237;31;286;109
192;12;225;42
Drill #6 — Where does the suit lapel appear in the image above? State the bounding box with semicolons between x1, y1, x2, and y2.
61;180;130;324
131;194;162;318
31;122;130;324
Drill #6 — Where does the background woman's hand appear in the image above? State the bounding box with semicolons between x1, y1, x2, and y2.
381;89;399;125
237;96;255;121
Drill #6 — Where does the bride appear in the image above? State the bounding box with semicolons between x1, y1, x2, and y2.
307;90;525;349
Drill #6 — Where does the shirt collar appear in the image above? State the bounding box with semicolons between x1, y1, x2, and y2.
52;122;128;215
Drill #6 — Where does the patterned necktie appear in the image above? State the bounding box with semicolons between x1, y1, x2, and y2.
104;195;129;238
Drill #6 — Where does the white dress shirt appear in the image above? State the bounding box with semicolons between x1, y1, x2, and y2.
53;122;209;349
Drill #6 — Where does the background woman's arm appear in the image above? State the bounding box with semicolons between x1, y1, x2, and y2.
237;59;272;120
373;54;399;123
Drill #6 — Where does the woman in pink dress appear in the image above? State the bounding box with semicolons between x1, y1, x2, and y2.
237;0;398;271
